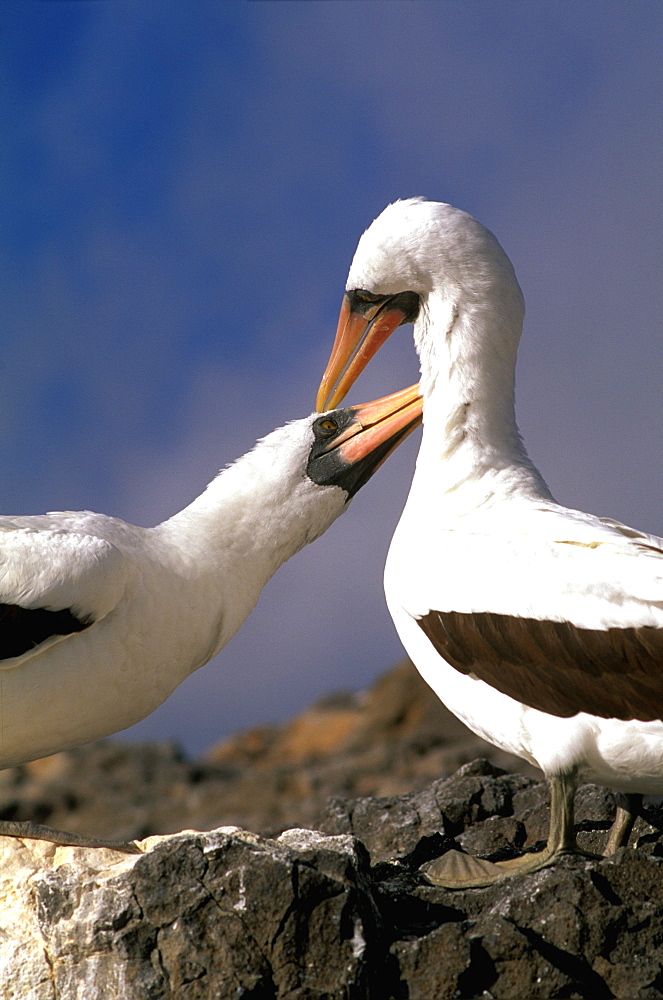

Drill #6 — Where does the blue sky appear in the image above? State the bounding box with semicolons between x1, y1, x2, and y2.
3;1;661;755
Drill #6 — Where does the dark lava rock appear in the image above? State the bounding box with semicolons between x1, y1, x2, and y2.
318;759;663;999
2;763;663;999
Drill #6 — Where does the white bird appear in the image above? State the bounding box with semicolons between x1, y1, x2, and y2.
0;384;422;850
316;197;663;887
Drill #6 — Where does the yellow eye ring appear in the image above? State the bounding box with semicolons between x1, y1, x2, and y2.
319;419;337;431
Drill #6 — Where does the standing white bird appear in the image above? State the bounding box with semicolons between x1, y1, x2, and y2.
0;384;421;850
316;197;663;888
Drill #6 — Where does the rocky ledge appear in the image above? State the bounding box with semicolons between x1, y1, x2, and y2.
2;759;662;1000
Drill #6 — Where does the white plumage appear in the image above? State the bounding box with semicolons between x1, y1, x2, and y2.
317;198;663;886
0;386;421;791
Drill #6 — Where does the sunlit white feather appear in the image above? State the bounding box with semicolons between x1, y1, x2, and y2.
349;198;663;792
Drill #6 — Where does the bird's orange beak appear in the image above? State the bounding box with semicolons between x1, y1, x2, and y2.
324;382;423;464
316;293;413;412
308;382;422;499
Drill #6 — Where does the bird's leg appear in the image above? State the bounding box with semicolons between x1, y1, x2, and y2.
422;771;583;889
0;819;141;854
603;793;642;856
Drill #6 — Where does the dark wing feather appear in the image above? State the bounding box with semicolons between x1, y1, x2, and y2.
417;610;663;721
0;602;91;661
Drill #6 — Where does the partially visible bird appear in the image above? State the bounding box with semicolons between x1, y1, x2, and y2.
0;384;422;850
316;197;663;887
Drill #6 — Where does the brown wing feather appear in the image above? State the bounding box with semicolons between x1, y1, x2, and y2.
417;610;663;721
0;602;91;661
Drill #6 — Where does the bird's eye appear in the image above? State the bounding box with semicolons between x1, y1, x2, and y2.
319;418;337;432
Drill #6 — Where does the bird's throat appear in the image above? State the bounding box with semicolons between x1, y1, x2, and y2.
414;299;550;503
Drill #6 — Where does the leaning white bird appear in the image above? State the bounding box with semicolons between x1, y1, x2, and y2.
0;384;422;850
316;197;663;888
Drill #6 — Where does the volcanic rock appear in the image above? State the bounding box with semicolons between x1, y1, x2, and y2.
1;762;662;999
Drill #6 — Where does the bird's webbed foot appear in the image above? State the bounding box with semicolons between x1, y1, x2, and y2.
420;841;592;889
0;819;142;854
420;771;594;889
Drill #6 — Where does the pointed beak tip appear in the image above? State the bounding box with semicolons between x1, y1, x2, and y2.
317;295;415;412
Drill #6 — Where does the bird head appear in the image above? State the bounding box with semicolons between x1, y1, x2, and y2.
316;198;524;411
305;382;422;502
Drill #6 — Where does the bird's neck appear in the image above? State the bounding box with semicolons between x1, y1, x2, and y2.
156;449;329;646
412;291;553;508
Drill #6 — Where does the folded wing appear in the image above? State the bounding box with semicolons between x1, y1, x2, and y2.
0;523;128;663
